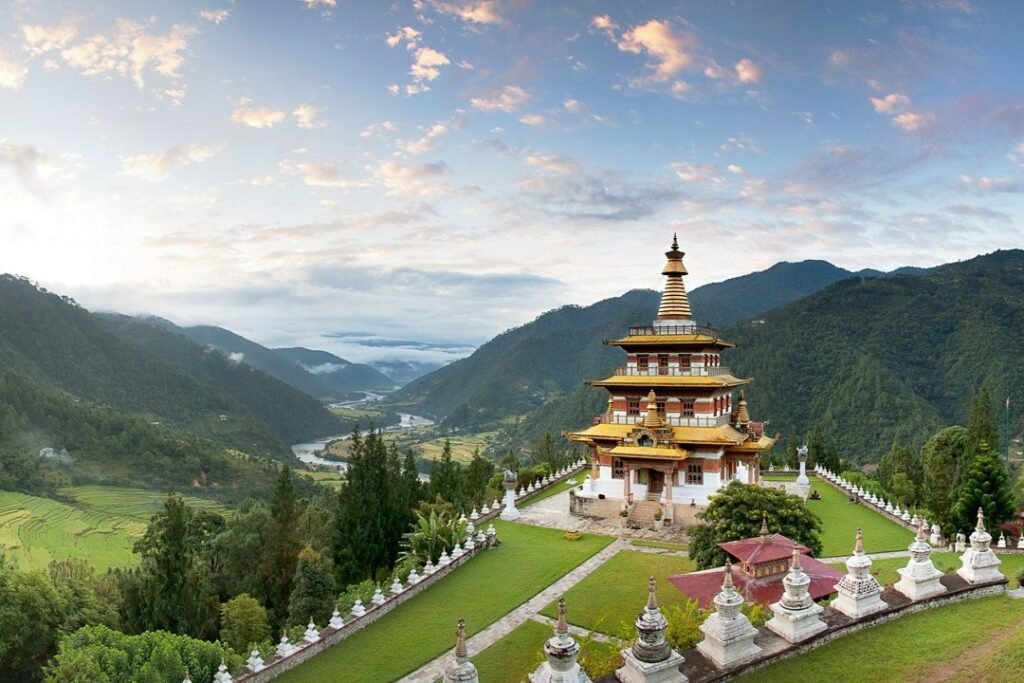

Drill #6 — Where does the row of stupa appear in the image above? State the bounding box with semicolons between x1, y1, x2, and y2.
435;507;1003;683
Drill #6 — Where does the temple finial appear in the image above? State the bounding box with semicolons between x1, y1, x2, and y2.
455;617;468;659
646;575;658;610
917;518;928;541
654;236;692;323
671;232;679;251
976;507;986;532
723;559;735;589
643;390;665;428
854;527;864;554
791;541;802;571
556;598;568;635
760;515;770;543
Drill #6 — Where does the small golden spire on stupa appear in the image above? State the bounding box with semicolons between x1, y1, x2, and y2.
642;389;665;428
646;575;659;610
760;515;770;544
734;390;750;428
455;617;468;660
655;234;692;322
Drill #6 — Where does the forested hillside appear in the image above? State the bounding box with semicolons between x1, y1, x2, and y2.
274;347;394;392
395;259;870;428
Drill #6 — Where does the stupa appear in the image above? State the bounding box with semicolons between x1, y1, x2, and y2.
529;598;592;683
956;508;1003;584
616;577;687;683
831;529;887;619
765;542;827;643
893;521;946;601
696;561;761;668
444;618;480;683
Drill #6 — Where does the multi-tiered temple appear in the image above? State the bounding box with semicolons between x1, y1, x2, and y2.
569;237;774;525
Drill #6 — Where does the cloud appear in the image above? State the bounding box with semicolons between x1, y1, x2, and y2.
670;162;725;185
293;104;325;129
119;143;222;182
519;113;546;126
386;26;451;94
470;85;530;112
942;203;1010;220
734;58;762;84
564;98;585;114
727;164;745;175
0;140;84;194
428;1;503;25
302;0;337;8
308;263;562;301
60;19;197;90
0;50;28;89
284;160;368;189
958;174;1023;193
892;111;935;131
591;15;618;37
778;144;937;193
22;23;78;56
360;121;398;138
371;160;453;196
870;93;912;113
231;104;286;128
719;135;760;153
517;171;682;221
616;19;694;83
386;27;421;48
399;122;450;155
410;47;451;82
227;351;244;364
524;153;578;175
199;9;231;25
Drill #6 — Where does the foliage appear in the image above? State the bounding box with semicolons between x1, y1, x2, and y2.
876;443;923;507
335;580;376;615
400;509;467;565
333;428;420;584
287;547;336;627
921;426;969;535
429;439;464;508
689;482;823;569
463;448;495;506
967;388;1000;463
839;471;885;499
953;441;1015;534
43;624;240;683
261;466;300;632
219;594;269;656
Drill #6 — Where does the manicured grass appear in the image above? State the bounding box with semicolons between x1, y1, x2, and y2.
831;552;1024;588
738;595;1024;683
771;476;912;557
277;521;614;683
538;550;695;636
630;539;689;551
474;619;549;683
520;475;582;508
0;487;229;572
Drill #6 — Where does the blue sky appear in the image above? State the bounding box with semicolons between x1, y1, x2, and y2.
2;0;1023;364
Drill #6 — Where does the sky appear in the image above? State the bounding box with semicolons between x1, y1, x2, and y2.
2;0;1023;365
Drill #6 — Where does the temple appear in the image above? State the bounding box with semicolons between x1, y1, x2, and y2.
569;236;775;525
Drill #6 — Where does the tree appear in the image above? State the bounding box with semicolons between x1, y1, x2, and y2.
287;547;337;627
401;509;466;565
429;440;464;509
876;442;923;507
463;449;495;506
219;594;269;656
688;481;823;569
261;466;300;631
0;563;64;682
967;388;999;461
921;426;969;535
210;498;270;601
953;441;1014;534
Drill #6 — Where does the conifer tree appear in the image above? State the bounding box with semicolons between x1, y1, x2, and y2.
967;388;999;463
921;426;969;535
287;547;336;627
262;466;300;631
429;439;464;509
953;440;1014;534
464;448;495;505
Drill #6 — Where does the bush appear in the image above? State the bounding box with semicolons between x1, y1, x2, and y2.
220;594;270;656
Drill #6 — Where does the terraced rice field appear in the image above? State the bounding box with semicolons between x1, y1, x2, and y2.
0;486;227;572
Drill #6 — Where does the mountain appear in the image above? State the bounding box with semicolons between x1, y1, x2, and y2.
172;325;336;398
393;259;869;427
0;275;343;457
726;250;1024;462
274;347;394;393
102;316;348;447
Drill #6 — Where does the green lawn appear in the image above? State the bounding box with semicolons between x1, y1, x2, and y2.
538;550;695;636
774;476;912;557
520;473;582;508
474;619;549;683
630;539;689;551
739;595;1024;683
277;521;614;683
831;552;1024;588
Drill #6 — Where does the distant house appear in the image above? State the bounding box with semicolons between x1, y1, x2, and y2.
218;414;229;422
38;447;56;459
751;319;766;325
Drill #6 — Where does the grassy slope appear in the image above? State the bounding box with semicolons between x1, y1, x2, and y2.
538;550;695;636
739;595;1024;683
278;521;613;683
473;619;550;683
0;486;226;571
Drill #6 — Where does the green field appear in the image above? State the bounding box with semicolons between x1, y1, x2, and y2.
766;475;912;557
538;550;696;636
630;539;689;551
520;475;582;507
0;486;227;572
277;521;614;683
474;619;550;683
740;595;1024;682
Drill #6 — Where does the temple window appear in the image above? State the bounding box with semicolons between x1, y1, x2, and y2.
681;399;695;417
686;461;703;485
637;434;654;447
656;399;667;414
637;354;649;371
612;458;625;479
679;354;691;368
658;354;669;374
627;397;640;415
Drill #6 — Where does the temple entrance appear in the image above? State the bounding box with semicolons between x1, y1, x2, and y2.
648;469;664;495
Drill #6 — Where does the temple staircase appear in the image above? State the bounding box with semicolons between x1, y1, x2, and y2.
627;500;661;530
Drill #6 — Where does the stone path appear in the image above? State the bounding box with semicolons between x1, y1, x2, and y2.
625;544;690;558
530;614;614;643
398;537;629;683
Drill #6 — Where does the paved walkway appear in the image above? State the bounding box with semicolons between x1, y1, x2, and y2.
516;489;691;544
398;538;629;683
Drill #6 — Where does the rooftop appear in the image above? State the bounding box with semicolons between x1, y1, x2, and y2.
719;533;811;566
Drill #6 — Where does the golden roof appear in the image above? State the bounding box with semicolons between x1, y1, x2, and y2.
607;334;735;348
570;422;754;446
642;389;666;428
607;445;691;460
656;234;692;321
591;374;749;389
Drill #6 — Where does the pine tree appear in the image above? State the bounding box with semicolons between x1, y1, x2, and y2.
464;448;495;505
876;442;923;507
287;547;337;627
921;426;969;536
967;388;999;462
953;440;1014;534
262;466;300;631
429;439;464;509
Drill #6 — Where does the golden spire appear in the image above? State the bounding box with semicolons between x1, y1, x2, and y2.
760;515;770;544
455;617;468;660
556;598;569;635
735;391;750;428
854;527;864;555
642;389;665;428
976;507;986;532
646;575;658;610
791;541;802;571
723;559;735;590
655;233;692;322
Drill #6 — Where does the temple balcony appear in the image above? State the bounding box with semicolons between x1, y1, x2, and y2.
628;323;720;337
598;413;733;428
612;366;733;377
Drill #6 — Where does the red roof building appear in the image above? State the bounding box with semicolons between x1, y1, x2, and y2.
668;528;843;607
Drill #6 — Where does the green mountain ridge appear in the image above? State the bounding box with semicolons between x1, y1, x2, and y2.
274;347;395;393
